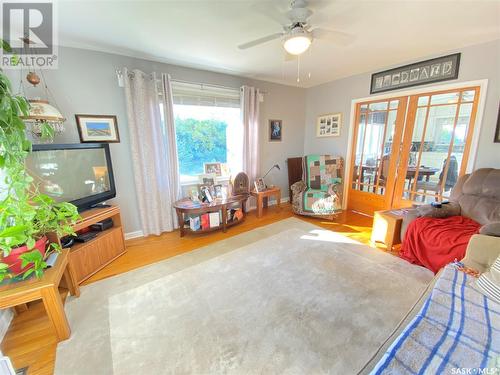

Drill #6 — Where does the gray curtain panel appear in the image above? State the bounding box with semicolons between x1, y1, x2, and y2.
241;86;260;185
123;68;180;235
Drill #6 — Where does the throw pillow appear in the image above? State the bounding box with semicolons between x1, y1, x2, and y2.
479;222;500;237
474;255;500;304
416;201;461;218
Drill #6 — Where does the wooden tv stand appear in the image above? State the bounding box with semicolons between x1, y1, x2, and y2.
67;205;126;284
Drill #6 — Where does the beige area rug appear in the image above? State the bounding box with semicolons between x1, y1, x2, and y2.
55;218;433;374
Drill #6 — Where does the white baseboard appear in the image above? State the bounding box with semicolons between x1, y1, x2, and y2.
246;196;289;211
124;230;144;240
124;197;289;240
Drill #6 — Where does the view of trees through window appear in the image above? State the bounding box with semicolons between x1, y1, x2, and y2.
173;104;241;181
175;117;227;175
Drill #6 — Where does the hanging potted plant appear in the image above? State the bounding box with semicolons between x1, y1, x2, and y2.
0;41;79;281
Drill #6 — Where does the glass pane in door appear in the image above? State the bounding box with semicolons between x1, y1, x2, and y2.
351;99;399;195
400;88;478;204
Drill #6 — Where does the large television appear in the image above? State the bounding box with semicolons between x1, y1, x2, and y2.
26;143;116;211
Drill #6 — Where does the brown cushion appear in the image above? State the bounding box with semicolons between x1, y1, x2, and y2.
479;222;500;237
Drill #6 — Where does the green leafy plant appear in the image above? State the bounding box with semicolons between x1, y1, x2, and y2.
0;39;79;281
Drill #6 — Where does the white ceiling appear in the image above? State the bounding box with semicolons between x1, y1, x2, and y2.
56;0;500;88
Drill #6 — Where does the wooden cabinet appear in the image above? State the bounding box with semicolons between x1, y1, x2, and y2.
67;206;126;284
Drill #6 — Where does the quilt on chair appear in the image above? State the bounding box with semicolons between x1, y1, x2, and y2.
292;155;343;216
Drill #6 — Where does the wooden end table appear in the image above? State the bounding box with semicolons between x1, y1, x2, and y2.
250;187;281;218
174;195;248;237
0;249;80;342
371;209;404;251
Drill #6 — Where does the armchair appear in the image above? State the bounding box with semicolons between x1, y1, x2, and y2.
399;168;500;272
291;155;343;218
401;168;500;239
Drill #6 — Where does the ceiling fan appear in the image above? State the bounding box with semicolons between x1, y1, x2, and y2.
237;0;354;56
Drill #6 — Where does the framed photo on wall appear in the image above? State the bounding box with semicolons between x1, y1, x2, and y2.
75;115;120;143
316;113;341;137
269;119;282;142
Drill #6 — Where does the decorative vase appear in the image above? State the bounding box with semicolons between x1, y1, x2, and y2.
2;236;48;276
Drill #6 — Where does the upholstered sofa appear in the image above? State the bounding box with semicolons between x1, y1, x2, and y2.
291;155;343;218
362;233;500;373
401;168;500;238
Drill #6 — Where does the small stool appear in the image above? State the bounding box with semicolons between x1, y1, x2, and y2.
371;210;404;251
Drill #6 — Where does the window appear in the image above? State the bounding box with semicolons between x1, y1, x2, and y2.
171;81;242;183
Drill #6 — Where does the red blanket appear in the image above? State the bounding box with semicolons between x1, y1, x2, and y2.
400;216;481;273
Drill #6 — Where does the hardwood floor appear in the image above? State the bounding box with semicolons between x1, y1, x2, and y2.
1;204;376;374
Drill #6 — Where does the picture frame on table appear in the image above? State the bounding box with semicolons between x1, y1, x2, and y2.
269;119;282;142
204;162;222;176
316;113;341;137
188;185;200;202
75;114;120;143
198;174;216;187
213;184;223;199
254;178;266;192
200;186;213;203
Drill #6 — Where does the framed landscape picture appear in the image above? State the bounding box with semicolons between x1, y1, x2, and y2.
316;113;341;137
76;115;120;143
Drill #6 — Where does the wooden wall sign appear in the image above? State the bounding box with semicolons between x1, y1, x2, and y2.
370;53;461;94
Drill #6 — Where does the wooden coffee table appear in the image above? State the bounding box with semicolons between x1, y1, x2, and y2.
0;249;80;342
250;187;281;218
174;195;248;237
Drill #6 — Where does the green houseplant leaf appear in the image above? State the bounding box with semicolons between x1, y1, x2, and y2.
0;40;80;279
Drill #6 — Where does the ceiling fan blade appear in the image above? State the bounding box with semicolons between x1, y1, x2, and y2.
251;2;290;26
238;33;283;50
311;28;355;46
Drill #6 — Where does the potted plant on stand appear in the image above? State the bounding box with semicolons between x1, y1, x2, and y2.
0;42;79;282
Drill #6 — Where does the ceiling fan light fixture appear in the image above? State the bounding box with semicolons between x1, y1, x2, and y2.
283;28;311;55
283;35;311;55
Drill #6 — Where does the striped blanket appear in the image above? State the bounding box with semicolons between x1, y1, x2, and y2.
371;264;500;374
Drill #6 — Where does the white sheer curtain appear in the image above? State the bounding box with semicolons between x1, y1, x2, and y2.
123;68;180;235
241;86;260;184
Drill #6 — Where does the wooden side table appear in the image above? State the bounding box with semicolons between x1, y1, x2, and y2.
250;187;281;218
0;249;80;342
371;210;404;251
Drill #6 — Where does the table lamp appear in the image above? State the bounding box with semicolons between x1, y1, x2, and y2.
262;164;280;188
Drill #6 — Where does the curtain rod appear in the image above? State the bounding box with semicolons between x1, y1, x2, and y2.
116;69;267;94
171;78;267;94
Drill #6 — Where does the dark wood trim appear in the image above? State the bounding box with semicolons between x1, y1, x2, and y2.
75;114;120;143
495;102;500;143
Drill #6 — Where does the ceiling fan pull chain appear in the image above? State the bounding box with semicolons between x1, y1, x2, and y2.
297;55;300;83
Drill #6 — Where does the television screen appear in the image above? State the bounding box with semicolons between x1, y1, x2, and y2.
25;144;116;210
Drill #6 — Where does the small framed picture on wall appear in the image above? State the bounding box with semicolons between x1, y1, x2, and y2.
269;119;282;142
75;115;120;143
316;113;341;137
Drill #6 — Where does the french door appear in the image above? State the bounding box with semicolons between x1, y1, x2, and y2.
347;86;480;215
347;97;407;213
393;87;480;207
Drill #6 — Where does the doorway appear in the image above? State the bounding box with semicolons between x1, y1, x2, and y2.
347;86;481;215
